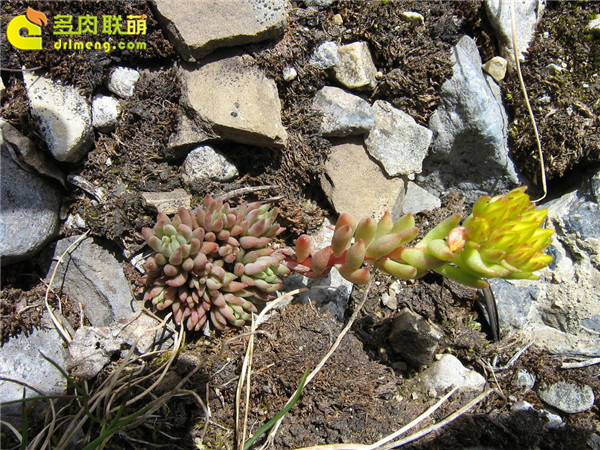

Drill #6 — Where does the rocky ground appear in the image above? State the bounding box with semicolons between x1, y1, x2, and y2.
1;1;599;449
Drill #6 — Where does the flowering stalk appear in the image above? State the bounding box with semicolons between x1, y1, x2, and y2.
284;187;554;289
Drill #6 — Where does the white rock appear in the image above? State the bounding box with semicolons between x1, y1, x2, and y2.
92;94;121;132
178;55;287;148
516;369;536;390
182;145;238;183
153;0;287;61
0;76;4;95
365;100;432;176
482;56;508;82
484;0;546;67
320;138;405;220
402;182;441;214
587;18;600;37
107;66;140;98
283;66;297;81
400;11;425;26
23;72;93;163
335;41;377;90
64;213;87;230
305;0;335;7
420;354;486;395
310;41;339;69
313;86;374;136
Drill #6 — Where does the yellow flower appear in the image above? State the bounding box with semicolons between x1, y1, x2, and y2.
439;187;554;285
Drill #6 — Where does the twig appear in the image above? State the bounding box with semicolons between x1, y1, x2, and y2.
0;419;23;443
380;389;495;449
493;340;534;371
0;66;42;72
295;446;369;450
255;286;333;327
236;314;256;449
220;330;275;357
216;186;277;202
510;1;547;202
67;174;106;202
561;357;600;369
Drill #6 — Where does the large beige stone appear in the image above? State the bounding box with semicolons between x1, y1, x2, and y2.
320;138;404;220
152;0;287;61
179;55;287;148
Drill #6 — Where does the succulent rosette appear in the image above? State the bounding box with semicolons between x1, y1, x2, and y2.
142;195;289;331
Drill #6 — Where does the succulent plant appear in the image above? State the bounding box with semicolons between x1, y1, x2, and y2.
286;187;554;289
142;188;553;331
142;195;290;331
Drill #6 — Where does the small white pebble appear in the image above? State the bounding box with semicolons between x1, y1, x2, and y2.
283;67;297;82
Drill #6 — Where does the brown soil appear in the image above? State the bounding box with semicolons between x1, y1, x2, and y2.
1;1;599;449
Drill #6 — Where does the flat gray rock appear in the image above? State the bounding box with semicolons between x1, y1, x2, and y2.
179;55;287;148
365;100;432;177
0;146;61;266
313;86;374;137
152;0;287;61
23;72;93;163
141;189;192;215
538;381;595;414
401;182;441;215
166;109;217;160
43;235;138;327
69;313;175;379
0;326;71;424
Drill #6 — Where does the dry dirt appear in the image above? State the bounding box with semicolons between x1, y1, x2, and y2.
1;1;599;449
